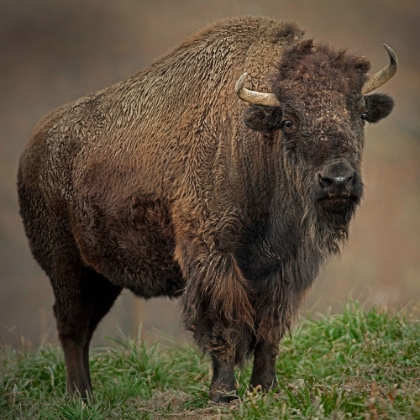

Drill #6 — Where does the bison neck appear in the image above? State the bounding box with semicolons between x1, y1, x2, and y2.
232;160;349;294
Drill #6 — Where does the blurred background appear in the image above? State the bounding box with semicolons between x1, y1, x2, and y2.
1;0;419;348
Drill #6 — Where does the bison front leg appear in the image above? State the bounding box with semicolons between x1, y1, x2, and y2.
250;339;279;392
179;247;254;403
189;316;241;402
192;318;241;403
249;305;291;392
210;353;237;403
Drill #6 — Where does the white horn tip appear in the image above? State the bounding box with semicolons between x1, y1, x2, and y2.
382;44;398;66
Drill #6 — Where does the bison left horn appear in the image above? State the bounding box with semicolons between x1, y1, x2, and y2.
361;44;398;95
235;72;281;107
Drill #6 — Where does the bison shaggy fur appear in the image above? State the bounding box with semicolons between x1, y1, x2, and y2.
17;16;395;402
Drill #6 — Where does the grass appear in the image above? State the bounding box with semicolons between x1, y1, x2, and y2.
1;301;420;419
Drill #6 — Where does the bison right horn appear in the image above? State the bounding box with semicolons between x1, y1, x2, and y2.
361;44;398;95
235;73;281;107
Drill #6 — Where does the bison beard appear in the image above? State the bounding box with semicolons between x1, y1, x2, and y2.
17;16;396;402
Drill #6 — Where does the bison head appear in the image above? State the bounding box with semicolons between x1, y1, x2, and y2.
236;40;396;239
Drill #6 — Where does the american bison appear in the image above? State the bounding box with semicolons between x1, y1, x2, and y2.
17;16;397;402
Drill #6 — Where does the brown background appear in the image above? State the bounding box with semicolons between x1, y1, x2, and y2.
1;0;419;348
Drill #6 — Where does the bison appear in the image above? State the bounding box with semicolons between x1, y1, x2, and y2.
17;16;397;402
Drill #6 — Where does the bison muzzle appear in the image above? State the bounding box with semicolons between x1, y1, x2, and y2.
17;16;397;402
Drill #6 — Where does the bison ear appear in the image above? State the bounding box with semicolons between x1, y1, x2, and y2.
243;105;283;132
364;93;394;123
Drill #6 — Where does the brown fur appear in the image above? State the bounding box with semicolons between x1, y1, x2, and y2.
17;16;394;402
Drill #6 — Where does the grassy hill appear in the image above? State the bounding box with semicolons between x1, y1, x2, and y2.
1;302;420;419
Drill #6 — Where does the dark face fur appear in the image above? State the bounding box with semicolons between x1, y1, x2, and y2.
244;40;394;230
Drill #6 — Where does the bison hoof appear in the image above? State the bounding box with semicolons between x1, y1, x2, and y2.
209;390;239;403
67;382;93;401
249;380;279;393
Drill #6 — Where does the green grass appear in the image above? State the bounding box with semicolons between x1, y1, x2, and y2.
1;301;420;419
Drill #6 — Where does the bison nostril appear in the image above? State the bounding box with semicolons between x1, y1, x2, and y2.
318;173;333;187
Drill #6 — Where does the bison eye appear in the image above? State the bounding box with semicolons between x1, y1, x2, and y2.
280;119;297;133
361;111;369;121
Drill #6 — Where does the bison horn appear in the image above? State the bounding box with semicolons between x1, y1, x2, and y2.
235;72;281;107
361;44;398;95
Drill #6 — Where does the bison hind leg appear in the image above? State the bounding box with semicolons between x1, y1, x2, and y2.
52;263;121;399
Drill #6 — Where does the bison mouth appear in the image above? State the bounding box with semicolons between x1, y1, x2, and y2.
318;195;360;214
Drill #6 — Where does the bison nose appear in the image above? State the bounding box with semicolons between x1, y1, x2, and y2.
317;161;356;192
318;173;354;189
